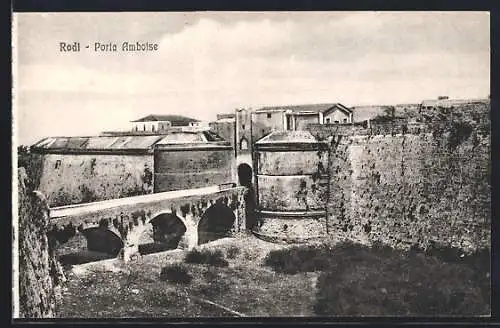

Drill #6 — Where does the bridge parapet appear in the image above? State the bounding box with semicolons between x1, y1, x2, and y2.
49;184;247;261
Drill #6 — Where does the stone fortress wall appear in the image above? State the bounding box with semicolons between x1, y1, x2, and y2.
306;102;490;252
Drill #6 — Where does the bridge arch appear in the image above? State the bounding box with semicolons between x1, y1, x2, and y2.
198;201;236;245
138;212;187;254
49;220;122;265
80;226;124;256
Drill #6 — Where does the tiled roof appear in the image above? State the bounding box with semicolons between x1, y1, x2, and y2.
31;132;227;152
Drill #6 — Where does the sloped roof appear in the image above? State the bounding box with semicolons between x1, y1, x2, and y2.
32;135;165;151
256;131;317;144
31;131;228;153
255;130;331;150
255;103;352;114
131;114;200;125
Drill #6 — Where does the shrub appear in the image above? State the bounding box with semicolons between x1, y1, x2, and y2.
184;248;229;267
263;244;332;274
159;263;192;284
226;246;241;259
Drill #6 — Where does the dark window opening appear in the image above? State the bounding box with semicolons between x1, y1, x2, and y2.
143;124;146;131
267;113;272;119
242;124;245;130
334;120;339;124
325;118;331;124
286;115;294;130
55;160;62;169
152;125;155;132
343;118;347;123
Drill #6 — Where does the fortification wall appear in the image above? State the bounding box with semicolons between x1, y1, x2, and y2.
324;126;490;252
18;168;62;318
38;153;153;207
153;148;234;192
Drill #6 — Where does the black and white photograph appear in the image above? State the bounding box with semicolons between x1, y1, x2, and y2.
12;11;491;319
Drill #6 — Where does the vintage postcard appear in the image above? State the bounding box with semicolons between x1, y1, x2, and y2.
12;11;491;320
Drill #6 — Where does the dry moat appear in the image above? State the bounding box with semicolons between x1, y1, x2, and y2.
55;235;490;318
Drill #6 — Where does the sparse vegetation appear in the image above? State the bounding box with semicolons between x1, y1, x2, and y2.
184;248;229;267
56;237;490;318
159;263;193;284
198;268;231;298
144;290;183;308
17;145;43;191
263;243;332;274
226;245;240;259
262;241;490;316
312;242;490;316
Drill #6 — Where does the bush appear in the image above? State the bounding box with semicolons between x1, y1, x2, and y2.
263;244;333;274
184;248;229;267
226;246;240;259
159;263;192;284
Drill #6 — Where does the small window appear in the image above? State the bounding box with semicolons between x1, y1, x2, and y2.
152;125;155;132
343;119;347;123
334;120;339;124
143;124;146;131
325;118;331;124
54;160;62;169
240;138;249;150
242;124;245;130
267;113;272;119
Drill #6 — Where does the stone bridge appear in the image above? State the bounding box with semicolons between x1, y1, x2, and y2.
48;184;247;261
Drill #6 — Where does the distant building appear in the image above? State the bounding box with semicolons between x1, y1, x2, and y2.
216;113;236;120
251;103;353;142
210;116;236;156
131;114;200;132
420;97;489;110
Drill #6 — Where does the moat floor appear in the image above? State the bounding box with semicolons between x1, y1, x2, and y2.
55;235;490;318
56;236;320;317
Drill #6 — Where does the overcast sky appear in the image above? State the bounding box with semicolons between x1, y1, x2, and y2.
13;11;490;145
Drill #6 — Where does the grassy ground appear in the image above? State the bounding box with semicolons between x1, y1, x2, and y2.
55;236;490;318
